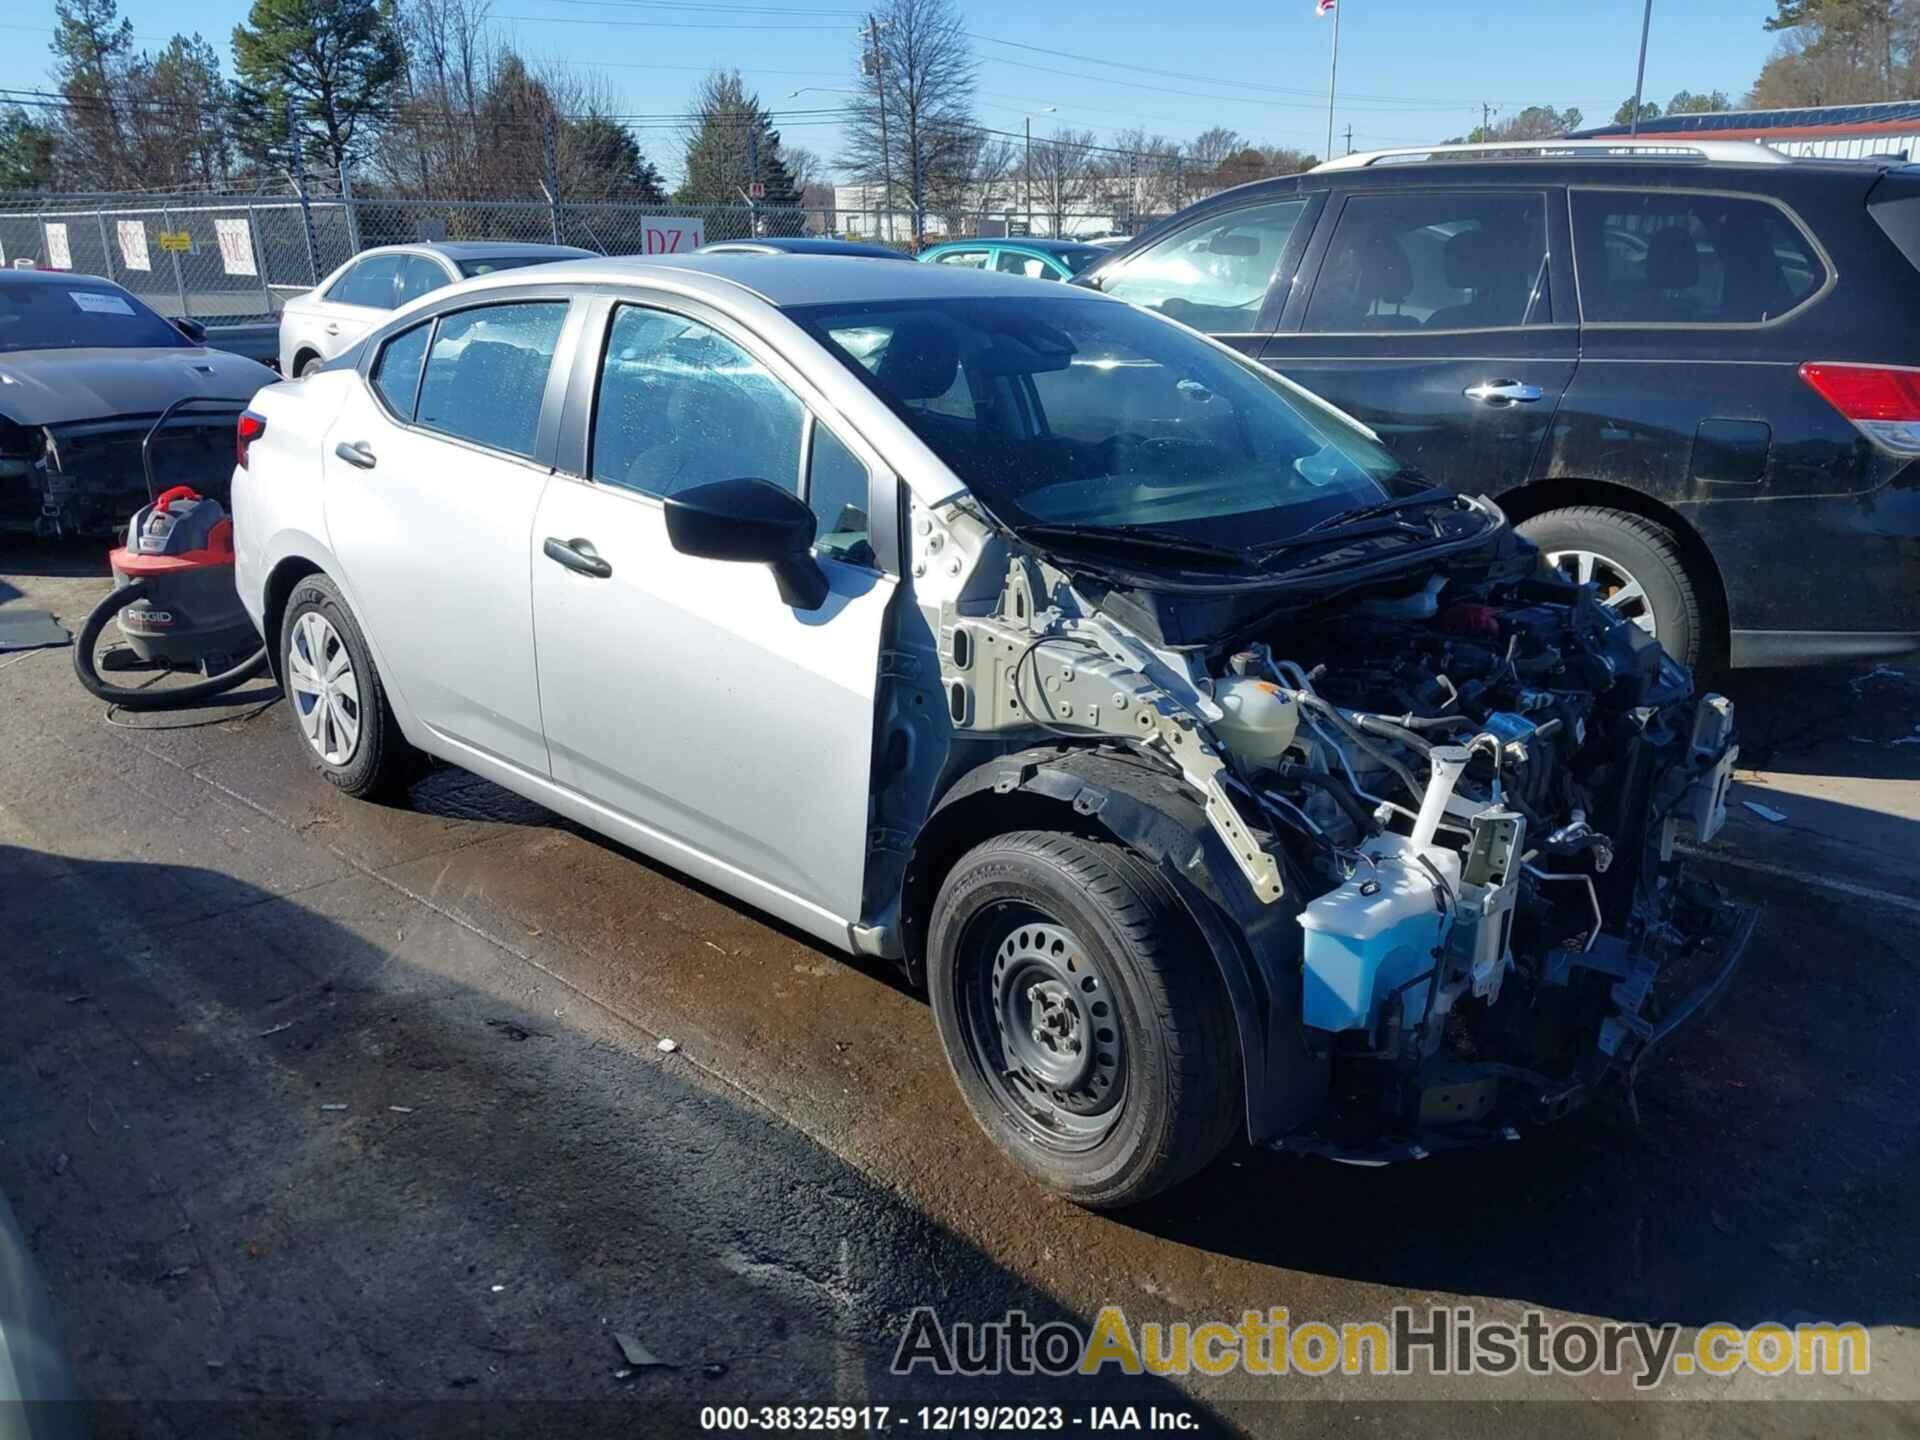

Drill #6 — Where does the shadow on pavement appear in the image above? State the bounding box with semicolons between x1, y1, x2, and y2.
0;843;1223;1438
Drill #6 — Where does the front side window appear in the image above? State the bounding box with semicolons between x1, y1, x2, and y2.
1572;190;1827;325
414;301;567;457
806;422;873;566
0;281;186;353
591;304;804;499
371;322;430;416
1303;191;1551;333
996;250;1054;279
327;256;404;309
1098;198;1311;333
793;294;1405;553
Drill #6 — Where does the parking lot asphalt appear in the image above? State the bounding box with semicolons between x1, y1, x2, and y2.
4;542;1918;1436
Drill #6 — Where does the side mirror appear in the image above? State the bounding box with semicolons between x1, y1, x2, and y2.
663;477;830;610
174;317;208;343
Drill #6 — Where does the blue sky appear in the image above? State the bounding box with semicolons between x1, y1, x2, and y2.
1;0;1786;179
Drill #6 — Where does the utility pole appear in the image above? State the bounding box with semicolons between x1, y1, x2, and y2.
1025;114;1032;235
1323;0;1341;168
1343;124;1353;156
1630;0;1655;138
1482;101;1494;141
864;16;893;244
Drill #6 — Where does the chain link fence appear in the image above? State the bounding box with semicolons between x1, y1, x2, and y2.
0;185;1151;330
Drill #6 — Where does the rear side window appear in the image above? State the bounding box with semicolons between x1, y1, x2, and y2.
371;322;429;417
327;256;403;309
995;250;1054;279
393;256;448;306
1572;190;1827;325
415;302;567;457
1304;190;1551;332
934;250;991;269
591;303;804;498
1099;198;1311;334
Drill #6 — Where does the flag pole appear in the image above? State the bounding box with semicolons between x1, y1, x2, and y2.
1324;2;1341;165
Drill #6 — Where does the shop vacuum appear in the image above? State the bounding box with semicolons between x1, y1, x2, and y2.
72;403;268;711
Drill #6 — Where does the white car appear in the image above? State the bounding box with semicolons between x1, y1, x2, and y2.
276;241;593;378
232;255;1748;1206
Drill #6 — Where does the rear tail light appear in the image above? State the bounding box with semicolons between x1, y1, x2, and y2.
1799;362;1920;456
236;410;267;469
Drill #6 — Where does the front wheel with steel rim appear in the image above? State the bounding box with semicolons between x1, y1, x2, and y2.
927;830;1241;1209
1516;505;1706;670
278;574;416;800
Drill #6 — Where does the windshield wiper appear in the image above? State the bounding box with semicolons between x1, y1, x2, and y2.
1015;522;1250;566
1297;483;1461;537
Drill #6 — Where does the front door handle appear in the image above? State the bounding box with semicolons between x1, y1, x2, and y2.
1464;379;1545;406
543;536;612;579
334;440;377;470
324;322;341;335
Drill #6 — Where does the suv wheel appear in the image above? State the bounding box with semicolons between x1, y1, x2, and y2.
926;831;1241;1209
1517;506;1704;668
279;574;416;800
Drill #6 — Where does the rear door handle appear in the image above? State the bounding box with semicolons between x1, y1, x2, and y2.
334;441;377;470
1464;380;1544;405
543;536;612;579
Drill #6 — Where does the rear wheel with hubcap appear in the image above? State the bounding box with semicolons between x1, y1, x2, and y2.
1516;505;1706;669
927;830;1241;1208
279;574;416;800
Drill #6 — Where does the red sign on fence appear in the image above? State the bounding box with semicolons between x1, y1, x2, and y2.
641;219;706;254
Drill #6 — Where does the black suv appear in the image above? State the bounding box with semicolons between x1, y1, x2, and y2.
1077;141;1920;669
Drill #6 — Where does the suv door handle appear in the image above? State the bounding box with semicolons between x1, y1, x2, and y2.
334;440;377;470
324;322;341;335
1464;380;1544;405
543;536;612;579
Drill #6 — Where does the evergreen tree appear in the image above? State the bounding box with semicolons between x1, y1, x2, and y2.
679;70;800;209
231;0;404;175
0;108;57;190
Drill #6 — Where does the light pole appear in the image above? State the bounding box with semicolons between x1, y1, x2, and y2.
1025;105;1054;236
1630;0;1655;138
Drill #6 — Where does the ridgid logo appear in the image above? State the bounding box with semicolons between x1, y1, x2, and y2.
890;1306;1871;1389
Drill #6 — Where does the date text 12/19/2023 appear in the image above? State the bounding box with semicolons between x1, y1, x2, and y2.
698;1405;1203;1431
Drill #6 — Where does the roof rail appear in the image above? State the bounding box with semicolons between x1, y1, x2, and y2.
1311;139;1793;172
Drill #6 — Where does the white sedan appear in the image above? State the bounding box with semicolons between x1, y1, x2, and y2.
276;241;593;378
230;254;1744;1206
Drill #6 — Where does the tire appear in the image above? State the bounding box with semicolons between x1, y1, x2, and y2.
293;352;322;379
278;574;416;800
1516;505;1705;669
927;830;1241;1209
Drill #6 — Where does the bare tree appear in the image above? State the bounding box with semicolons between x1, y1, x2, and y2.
839;0;977;239
1028;126;1099;237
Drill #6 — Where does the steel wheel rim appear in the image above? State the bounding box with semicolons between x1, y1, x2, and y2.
286;612;362;766
958;905;1127;1153
1546;547;1658;638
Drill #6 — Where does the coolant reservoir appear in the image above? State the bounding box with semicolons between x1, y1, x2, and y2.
1211;677;1299;770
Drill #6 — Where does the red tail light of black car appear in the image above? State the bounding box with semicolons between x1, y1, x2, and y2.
1799;362;1920;456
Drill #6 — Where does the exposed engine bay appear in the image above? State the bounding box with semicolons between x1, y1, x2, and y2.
911;500;1752;1160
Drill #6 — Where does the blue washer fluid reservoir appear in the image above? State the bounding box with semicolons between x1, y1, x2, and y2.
1297;834;1460;1033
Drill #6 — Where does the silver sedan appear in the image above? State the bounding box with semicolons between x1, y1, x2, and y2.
232;255;1744;1206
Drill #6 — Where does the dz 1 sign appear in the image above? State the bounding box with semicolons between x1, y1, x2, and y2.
641;218;705;254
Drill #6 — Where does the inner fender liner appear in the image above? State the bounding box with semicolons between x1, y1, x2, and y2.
911;745;1328;1142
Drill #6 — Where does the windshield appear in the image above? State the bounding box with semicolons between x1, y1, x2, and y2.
0;281;188;353
456;255;569;277
790;294;1408;551
1056;247;1101;275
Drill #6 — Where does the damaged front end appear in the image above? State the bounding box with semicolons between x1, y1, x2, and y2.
1;408;239;538
914;501;1753;1163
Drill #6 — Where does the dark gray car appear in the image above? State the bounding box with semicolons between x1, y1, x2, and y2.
0;269;275;535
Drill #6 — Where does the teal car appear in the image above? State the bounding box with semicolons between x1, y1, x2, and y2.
917;237;1105;280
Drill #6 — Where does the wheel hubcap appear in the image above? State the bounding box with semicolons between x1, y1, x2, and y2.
1545;547;1657;638
286;612;361;766
965;915;1126;1150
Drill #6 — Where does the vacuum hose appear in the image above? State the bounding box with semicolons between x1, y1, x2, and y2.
73;580;269;711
